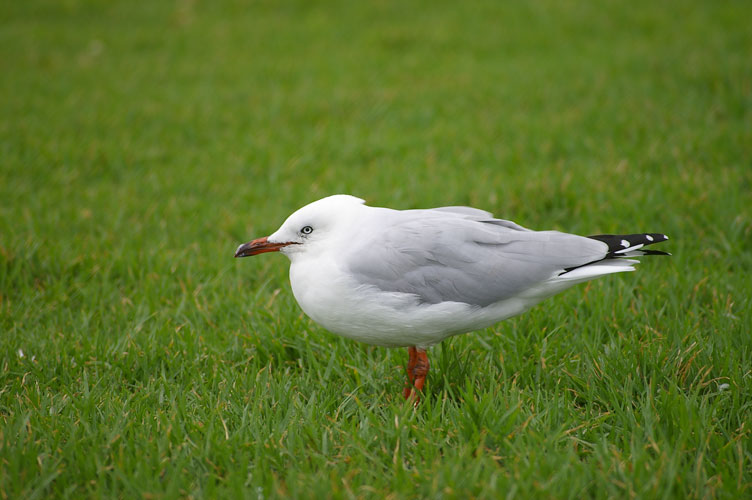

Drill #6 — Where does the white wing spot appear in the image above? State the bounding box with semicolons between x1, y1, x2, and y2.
646;235;654;241
620;239;630;248
663;234;669;240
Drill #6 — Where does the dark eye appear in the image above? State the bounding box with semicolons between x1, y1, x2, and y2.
300;225;313;235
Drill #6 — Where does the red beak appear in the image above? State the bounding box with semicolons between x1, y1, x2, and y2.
234;237;295;257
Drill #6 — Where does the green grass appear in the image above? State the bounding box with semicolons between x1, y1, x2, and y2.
2;0;751;497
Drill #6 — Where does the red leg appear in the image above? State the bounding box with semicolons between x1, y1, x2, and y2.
403;346;418;399
406;348;429;404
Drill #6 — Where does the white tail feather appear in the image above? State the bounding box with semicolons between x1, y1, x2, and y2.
556;259;639;282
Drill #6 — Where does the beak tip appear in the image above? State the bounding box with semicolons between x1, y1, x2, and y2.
234;243;249;258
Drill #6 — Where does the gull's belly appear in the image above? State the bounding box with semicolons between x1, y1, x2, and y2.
288;258;539;348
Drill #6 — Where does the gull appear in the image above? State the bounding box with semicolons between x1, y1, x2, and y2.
235;195;669;401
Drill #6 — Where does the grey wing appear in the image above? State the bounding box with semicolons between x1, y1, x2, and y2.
417;206;532;232
430;206;494;218
347;213;608;306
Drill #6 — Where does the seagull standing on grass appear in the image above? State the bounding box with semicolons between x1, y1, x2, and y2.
235;195;669;401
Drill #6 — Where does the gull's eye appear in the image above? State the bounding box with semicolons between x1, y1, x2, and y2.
300;225;313;235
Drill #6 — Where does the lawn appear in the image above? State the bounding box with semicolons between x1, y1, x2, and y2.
1;0;751;498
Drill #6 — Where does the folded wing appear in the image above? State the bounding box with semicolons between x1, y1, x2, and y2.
347;209;609;306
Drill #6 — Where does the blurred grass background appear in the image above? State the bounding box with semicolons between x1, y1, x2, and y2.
1;0;751;498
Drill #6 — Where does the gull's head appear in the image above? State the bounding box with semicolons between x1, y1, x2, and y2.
234;195;366;260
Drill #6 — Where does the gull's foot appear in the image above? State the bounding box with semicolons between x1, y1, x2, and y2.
405;348;429;404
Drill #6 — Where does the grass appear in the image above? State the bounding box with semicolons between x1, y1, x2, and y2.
1;0;751;497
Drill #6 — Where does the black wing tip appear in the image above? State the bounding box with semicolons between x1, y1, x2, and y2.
561;233;671;275
587;233;671;256
639;249;672;256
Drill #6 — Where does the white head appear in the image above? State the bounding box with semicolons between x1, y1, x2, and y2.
234;195;366;260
